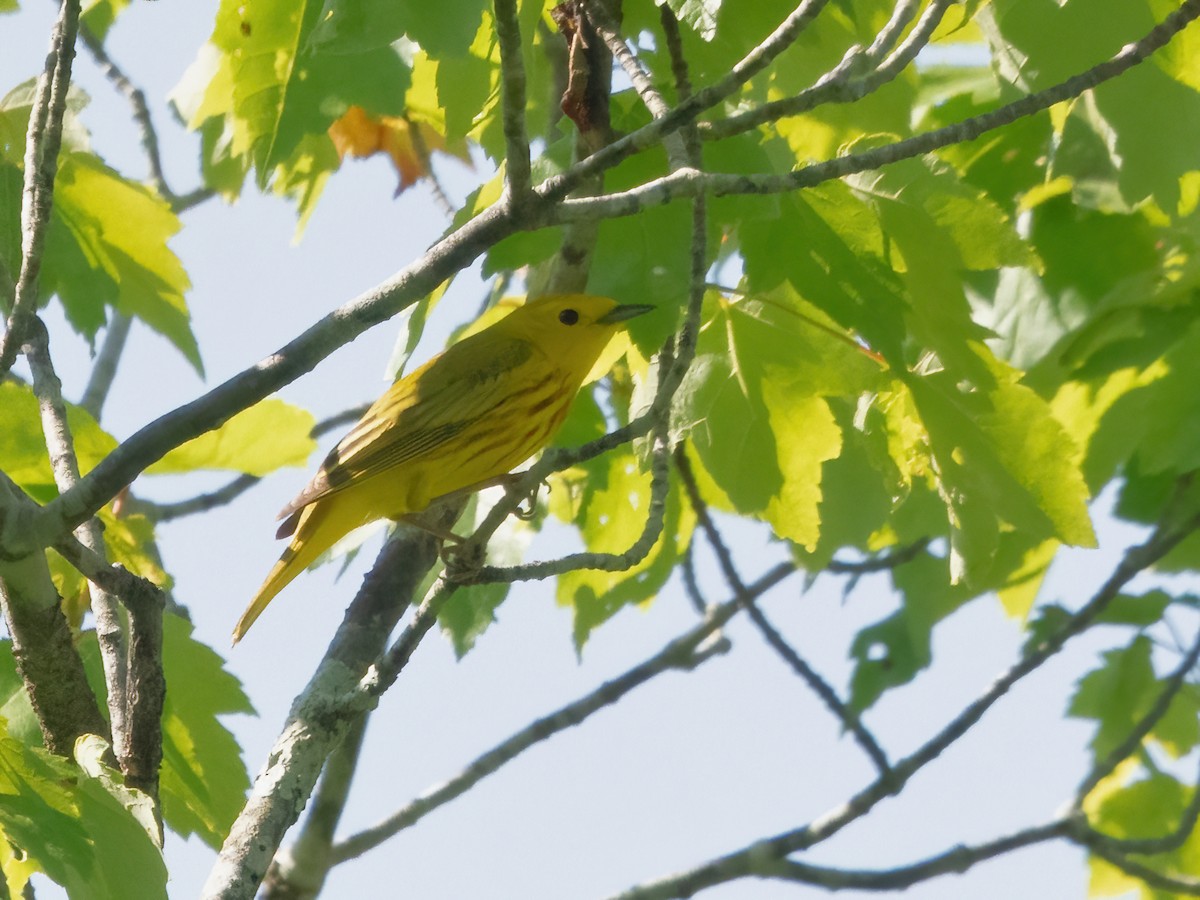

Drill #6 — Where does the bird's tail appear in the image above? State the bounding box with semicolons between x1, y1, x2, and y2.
232;498;342;644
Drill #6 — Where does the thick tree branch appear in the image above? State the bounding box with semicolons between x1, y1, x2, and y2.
24;318;135;770
0;0;81;378
202;510;456;899
494;0;532;204
263;713;370;898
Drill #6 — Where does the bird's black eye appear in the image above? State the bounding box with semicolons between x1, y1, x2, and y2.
558;308;580;326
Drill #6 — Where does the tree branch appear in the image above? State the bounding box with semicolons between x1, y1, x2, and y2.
675;448;891;775
79;311;132;420
555;0;1200;221
0;0;82;378
703;0;953;141
202;509;456;899
602;512;1200;899
494;0;532;204
23;318;135;771
752;820;1069;892
331;579;759;864
263;713;370;898
1076;625;1200;802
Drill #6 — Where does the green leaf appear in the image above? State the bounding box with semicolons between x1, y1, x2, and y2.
1095;590;1175;628
849;550;971;711
672;290;882;539
179;0;411;187
0;382;119;493
663;0;721;41
0;622;252;851
48;152;199;371
155;615;253;848
147;399;317;477
740;189;908;367
1068;635;1200;761
310;0;489;56
80;0;131;43
905;350;1095;583
0;721;167;899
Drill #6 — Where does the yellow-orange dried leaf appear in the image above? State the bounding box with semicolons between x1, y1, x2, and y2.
327;106;469;194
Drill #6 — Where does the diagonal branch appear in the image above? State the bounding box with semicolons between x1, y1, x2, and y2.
703;0;953;140
1076;625;1200;803
202;509;457;899
674;448;891;775
332;576;769;864
752;820;1070;891
603;511;1200;899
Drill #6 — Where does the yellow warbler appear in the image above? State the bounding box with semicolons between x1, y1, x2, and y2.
232;294;652;643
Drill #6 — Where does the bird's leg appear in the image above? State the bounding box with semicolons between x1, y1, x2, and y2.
514;478;543;521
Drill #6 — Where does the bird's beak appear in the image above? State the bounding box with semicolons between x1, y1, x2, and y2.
597;304;654;324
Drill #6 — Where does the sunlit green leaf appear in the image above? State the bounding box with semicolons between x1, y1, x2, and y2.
147;399;317;477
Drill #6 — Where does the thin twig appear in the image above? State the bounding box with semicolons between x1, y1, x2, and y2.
1076;626;1200;802
333;580;764;863
556;0;1200;220
79;311;132;419
603;513;1200;898
674;448;891;775
76;25;171;200
0;0;82;377
754;820;1070;891
826;538;931;574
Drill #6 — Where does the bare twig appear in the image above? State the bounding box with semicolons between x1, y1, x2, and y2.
0;0;82;377
77;26;170;199
674;449;891;775
703;0;952;141
79;311;132;420
752;820;1070;891
1076;626;1200;802
603;513;1200;898
332;581;762;863
826;539;931;574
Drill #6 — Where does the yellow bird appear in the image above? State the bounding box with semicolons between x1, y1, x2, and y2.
232;294;652;643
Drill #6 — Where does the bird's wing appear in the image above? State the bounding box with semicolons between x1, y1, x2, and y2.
276;335;537;526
